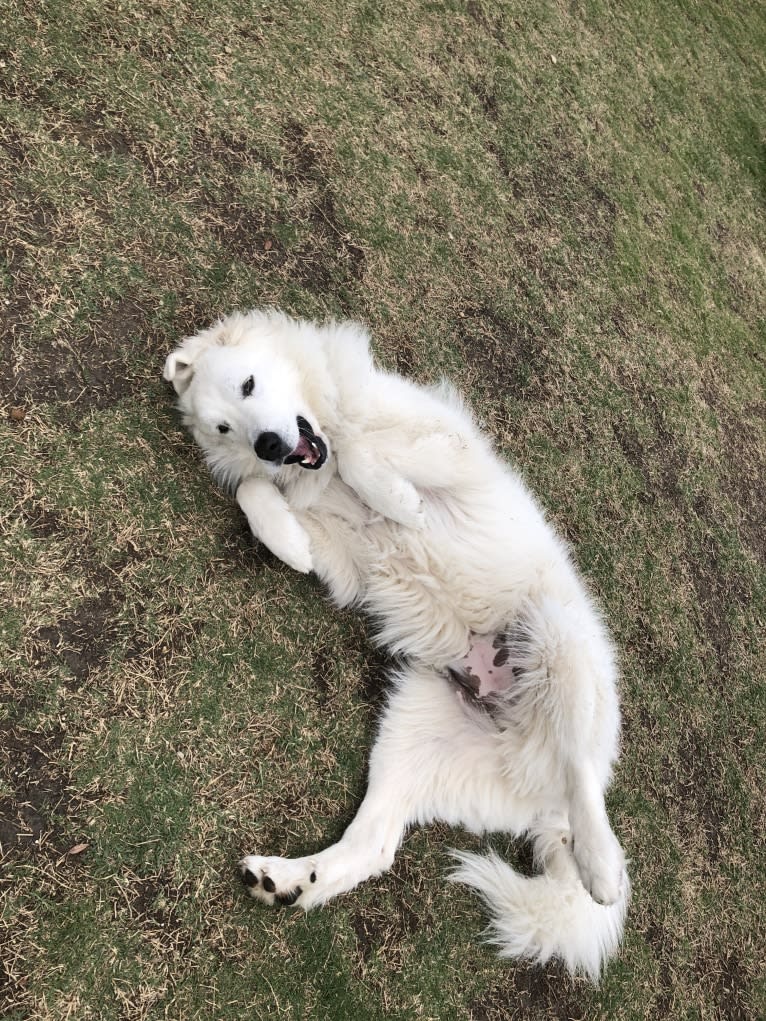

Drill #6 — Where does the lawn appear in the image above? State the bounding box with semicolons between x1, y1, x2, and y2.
1;1;764;1018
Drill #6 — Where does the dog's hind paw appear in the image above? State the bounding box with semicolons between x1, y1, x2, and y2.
572;826;627;906
339;454;424;528
239;854;318;908
379;477;424;528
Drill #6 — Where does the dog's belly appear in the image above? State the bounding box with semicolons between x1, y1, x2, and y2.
303;469;574;670
303;477;544;664
447;632;518;699
357;536;514;664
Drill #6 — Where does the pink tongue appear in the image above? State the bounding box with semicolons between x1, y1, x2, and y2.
292;436;314;461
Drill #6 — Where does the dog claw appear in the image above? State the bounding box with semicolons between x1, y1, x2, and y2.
275;887;302;906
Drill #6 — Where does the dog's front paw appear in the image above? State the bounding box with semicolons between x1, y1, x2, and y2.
280;542;314;574
263;521;314;574
239;855;318;908
573;826;626;906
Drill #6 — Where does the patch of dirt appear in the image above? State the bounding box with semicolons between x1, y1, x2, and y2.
351;874;425;973
467;79;501;122
445;121;609;409
452;302;548;399
23;516;139;689
192;119;365;305
612;369;757;671
0;114;155;410
0;195;55;300
351;901;415;969
642;917;678;1017
501;129;618;297
704;390;765;564
356;639;397;711
310;648;333;706
32;586;122;690
301;605;399;713
47;100;132;158
0;123;33;177
121;610;199;682
1;100;370;413
611;371;690;508
694;949;753;1021
0;719;70;858
128;868;191;930
0;957;26;1018
686;541;749;674
22;103;370;332
120;868;196;958
17;501;63;539
660;727;729;863
253;777;322;852
281;120;366;291
621;606;675;679
23;525;199;697
3;331;133;407
1;295;152;409
465;2;511;44
470;961;586;1020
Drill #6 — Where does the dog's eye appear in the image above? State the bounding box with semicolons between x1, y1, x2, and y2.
217;424;230;434
241;375;255;398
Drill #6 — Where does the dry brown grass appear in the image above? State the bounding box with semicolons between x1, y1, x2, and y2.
1;1;765;1018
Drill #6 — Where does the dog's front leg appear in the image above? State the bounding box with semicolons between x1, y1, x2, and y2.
236;477;313;573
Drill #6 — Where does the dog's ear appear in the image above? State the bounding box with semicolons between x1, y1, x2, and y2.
163;349;197;395
164;318;231;395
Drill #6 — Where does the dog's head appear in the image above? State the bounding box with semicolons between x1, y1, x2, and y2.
164;312;329;490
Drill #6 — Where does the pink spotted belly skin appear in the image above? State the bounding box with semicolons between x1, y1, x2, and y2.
447;631;517;701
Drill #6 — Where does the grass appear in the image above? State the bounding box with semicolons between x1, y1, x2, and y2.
1;0;765;1017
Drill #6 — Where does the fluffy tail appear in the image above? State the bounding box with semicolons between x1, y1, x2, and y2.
449;824;630;983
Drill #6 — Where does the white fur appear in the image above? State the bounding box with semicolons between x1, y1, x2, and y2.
164;309;629;982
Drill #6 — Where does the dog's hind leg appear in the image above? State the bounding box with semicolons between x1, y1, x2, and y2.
240;772;409;909
239;665;518;910
335;444;425;528
566;758;627;906
498;595;627;906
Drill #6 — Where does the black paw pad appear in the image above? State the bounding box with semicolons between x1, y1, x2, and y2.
262;876;276;893
275;887;302;907
241;867;259;888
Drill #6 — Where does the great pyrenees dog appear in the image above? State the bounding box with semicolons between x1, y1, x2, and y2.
164;309;629;980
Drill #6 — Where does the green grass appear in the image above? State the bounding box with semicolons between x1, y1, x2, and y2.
2;1;765;1018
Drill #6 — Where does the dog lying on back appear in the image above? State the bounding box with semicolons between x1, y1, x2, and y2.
164;309;629;980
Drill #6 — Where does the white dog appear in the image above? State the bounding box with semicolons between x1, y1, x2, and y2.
164;309;629;981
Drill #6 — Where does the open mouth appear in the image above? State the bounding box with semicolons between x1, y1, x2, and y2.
283;416;327;470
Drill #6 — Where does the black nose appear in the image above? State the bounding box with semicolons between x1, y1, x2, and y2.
254;431;292;462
